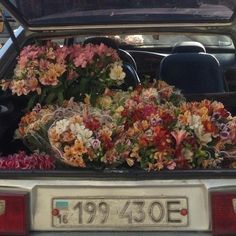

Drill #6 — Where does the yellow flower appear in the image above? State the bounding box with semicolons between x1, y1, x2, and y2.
198;107;209;121
97;96;112;109
231;162;236;169
109;62;125;84
113;106;124;119
84;94;91;105
126;158;135;167
178;111;191;125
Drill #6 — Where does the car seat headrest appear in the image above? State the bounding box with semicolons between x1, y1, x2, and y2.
172;41;206;53
159;53;224;94
83;37;137;71
83;37;118;49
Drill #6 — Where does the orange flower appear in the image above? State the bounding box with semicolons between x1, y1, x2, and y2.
39;72;58;86
178;111;191;125
27;77;39;93
64;145;73;158
71;139;87;156
48;129;60;144
139;135;149;147
203;120;217;134
11;80;29;96
0;79;11;91
61;131;75;143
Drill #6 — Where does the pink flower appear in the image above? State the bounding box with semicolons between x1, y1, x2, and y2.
91;139;101;150
73;53;88;68
166;161;177;170
67;70;78;81
171;130;188;147
39;59;50;70
0;151;55;170
55;46;69;64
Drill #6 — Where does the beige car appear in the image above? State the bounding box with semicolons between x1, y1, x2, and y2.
0;1;236;235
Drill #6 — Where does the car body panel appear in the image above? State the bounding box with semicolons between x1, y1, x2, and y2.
0;178;236;233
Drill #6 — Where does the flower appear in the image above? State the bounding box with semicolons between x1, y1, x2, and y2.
109;62;125;84
47;103;118;168
16;72;236;170
54;119;70;135
1;41;125;109
70;123;93;147
0;151;55;170
91;139;101;150
171;130;188;147
0;79;11;91
11;80;28;96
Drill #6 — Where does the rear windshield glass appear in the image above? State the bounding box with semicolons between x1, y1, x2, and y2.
12;0;234;26
75;34;234;48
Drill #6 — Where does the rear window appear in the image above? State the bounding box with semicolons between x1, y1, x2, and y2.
11;0;235;26
75;34;234;49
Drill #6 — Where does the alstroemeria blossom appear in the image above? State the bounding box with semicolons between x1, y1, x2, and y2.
17;78;236;170
109;62;126;84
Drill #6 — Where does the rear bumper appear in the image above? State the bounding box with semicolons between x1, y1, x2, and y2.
29;232;211;236
1;177;236;234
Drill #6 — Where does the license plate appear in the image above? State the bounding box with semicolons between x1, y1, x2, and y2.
52;197;188;229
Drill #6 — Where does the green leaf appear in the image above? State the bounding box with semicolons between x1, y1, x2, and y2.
58;90;64;105
26;94;37;110
45;92;56;104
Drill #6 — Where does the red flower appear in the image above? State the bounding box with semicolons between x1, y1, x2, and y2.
160;112;175;126
218;108;231;118
153;126;171;151
175;148;189;169
84;117;100;131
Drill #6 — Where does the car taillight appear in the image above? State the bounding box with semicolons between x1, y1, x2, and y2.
211;192;236;236
0;191;29;235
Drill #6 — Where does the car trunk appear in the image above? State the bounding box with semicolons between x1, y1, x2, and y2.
0;1;236;235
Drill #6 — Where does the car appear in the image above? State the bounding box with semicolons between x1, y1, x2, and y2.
0;0;236;235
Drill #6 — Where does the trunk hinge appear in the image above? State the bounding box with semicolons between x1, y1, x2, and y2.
0;9;20;53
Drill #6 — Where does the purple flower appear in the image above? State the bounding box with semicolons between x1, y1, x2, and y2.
91;139;101;150
211;112;220;121
220;131;230;140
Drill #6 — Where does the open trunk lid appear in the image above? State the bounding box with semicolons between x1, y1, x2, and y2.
0;0;235;32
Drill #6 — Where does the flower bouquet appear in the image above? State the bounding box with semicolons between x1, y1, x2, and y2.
2;40;236;171
48;101;121;168
16;103;55;152
1;41;126;109
17;80;236;170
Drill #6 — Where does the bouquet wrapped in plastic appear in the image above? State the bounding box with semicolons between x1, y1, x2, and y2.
17;81;236;170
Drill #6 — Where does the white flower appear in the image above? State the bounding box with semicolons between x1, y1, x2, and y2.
54;119;70;135
124;35;144;45
189;115;201;130
109;62;125;84
70;123;93;147
194;125;212;144
182;148;193;161
189;115;212;144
